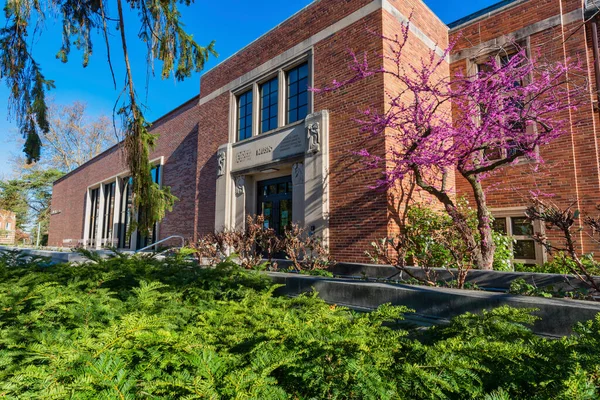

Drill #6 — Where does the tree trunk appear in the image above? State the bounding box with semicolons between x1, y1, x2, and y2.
465;174;495;270
411;166;485;269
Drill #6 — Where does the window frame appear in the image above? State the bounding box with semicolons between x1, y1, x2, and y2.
285;61;309;125
236;89;254;141
84;157;164;250
231;53;312;143
491;208;546;266
471;41;538;165
259;74;280;134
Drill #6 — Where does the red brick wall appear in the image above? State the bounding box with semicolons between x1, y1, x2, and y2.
449;0;600;255
48;97;202;247
381;6;453;239
200;0;373;98
195;92;230;238
313;11;387;262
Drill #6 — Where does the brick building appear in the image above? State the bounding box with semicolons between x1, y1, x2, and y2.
0;210;16;245
49;0;600;265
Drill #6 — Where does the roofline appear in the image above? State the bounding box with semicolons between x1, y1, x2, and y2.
53;94;199;186
200;0;450;90
447;0;524;31
199;0;322;86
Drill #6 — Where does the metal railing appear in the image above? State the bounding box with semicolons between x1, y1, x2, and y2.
135;235;185;254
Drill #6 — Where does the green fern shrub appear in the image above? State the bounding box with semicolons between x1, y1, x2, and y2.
0;251;599;399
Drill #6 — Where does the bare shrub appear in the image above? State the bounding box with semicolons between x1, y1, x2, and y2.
282;224;334;272
193;216;333;272
526;198;600;294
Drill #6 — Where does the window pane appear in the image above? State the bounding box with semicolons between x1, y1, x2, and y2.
298;105;307;120
289;95;297;110
484;146;502;161
289;82;298;97
299;63;308;78
492;218;507;234
288;109;297;124
298;89;308;107
289;68;297;81
237;90;253;141
514;240;536;259
287;62;309;124
280;199;292;234
512;217;533;236
260;77;278;133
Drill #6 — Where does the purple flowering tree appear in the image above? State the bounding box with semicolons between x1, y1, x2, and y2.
314;23;584;270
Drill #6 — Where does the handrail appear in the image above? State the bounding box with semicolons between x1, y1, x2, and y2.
135;235;185;253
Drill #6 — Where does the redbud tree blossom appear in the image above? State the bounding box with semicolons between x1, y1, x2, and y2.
313;22;585;270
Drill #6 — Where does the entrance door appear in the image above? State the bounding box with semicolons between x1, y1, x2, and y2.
257;176;293;235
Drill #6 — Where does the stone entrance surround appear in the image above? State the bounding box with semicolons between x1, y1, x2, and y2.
215;111;330;243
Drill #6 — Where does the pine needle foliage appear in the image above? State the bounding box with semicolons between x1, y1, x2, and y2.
0;251;599;398
0;0;217;235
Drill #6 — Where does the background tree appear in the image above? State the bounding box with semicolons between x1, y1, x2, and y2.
0;168;64;245
0;178;28;230
315;23;584;270
10;101;120;173
0;0;217;238
39;101;120;172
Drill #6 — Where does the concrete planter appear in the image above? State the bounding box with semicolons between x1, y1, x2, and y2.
328;262;596;292
269;272;600;337
0;246;118;264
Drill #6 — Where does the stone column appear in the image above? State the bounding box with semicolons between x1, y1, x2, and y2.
292;162;305;226
303;110;329;244
83;189;92;248
214;144;234;231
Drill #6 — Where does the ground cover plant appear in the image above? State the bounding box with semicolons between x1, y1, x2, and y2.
1;250;600;399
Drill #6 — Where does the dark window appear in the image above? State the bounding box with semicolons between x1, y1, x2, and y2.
492;217;507;234
237;90;253;141
260;77;278;133
151;165;161;184
118;177;133;249
88;188;100;244
511;217;534;236
287;63;308;124
137;166;161;250
102;182;116;244
257;176;293;236
514;239;536;259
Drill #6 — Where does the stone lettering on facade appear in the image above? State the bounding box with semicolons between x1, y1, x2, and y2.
256;146;273;156
236;150;252;164
279;132;303;153
231;123;306;172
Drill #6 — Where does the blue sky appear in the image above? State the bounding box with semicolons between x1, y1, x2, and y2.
0;0;498;177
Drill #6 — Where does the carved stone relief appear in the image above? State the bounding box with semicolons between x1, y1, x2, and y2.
217;151;226;177
235;175;245;197
307;122;320;154
292;163;304;185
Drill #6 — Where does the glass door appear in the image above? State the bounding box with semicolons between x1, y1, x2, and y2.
257;176;293;235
